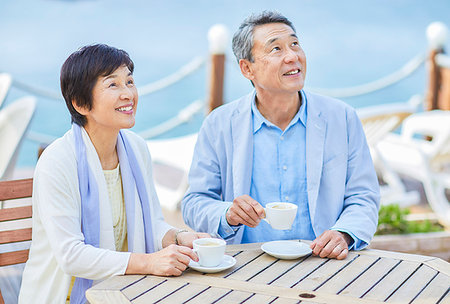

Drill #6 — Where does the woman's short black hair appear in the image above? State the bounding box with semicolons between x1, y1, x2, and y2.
60;44;134;126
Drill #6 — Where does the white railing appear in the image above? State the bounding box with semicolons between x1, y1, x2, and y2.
3;21;449;145
7;55;206;101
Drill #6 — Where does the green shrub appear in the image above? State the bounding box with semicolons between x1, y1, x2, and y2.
376;204;444;235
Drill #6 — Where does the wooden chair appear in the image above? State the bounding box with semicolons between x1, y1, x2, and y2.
0;178;33;304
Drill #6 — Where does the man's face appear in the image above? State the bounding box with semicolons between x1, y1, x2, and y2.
240;23;307;95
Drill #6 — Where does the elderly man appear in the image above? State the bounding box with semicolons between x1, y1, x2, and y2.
182;11;380;260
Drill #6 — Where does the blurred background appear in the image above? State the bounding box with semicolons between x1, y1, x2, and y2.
0;0;449;169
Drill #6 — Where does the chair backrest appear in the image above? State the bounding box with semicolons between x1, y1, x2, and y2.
0;178;33;267
0;97;37;180
401;110;450;168
357;97;420;147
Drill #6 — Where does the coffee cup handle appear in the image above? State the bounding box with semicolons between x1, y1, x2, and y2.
262;208;269;224
192;248;199;262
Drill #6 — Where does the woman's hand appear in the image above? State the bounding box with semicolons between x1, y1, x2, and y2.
126;244;198;276
176;231;211;248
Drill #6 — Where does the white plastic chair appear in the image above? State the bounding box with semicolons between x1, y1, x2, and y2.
357;96;421;207
0;73;12;108
377;110;450;228
147;133;197;211
0;97;37;180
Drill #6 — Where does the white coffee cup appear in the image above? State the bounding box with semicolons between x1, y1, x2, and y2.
192;238;226;267
263;202;298;230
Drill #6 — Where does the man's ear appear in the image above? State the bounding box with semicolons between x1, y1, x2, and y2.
239;59;255;81
72;99;89;115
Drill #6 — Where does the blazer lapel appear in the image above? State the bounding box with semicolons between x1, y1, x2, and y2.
305;92;326;224
231;92;255;199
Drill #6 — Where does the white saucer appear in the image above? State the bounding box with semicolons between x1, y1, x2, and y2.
188;255;236;273
261;240;312;260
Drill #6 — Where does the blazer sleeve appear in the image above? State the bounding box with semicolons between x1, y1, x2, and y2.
181;117;233;237
331;108;381;250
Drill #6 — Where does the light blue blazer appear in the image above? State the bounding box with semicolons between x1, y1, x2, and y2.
182;90;380;249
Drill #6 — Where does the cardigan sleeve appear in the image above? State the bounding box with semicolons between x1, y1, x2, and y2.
34;146;131;280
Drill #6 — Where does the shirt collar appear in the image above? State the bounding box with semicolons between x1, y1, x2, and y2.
251;90;307;133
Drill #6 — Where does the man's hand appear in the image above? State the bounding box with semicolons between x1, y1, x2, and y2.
310;230;352;260
226;195;265;227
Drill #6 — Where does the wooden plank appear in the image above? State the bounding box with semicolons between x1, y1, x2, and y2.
225;250;283;281
181;286;231;304
339;257;400;298
237;293;275;304
423;258;450;277
386;264;438;303
0;228;32;244
227;242;266;252
132;280;188;304
268;255;329;288
0;249;29;266
248;255;310;285
359;248;434;264
168;273;384;304
155;283;210;304
89;275;146;292
213;290;256;303
206;249;263;278
266;296;301;304
121;276;166;301
0;178;33;201
85;290;131;304
362;260;420;301
408;273;450;304
0;206;32;222
316;254;379;295
291;252;360;291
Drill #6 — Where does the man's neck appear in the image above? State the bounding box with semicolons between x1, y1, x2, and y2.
255;91;301;131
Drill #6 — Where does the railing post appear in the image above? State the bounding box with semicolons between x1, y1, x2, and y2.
426;22;448;111
207;24;229;113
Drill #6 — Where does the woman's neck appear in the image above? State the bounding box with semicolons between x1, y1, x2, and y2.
83;124;119;170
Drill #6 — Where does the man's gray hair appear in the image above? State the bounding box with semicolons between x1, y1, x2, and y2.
232;11;296;63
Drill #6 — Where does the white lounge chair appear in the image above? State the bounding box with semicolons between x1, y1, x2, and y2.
0;73;12;108
357;96;421;207
0;97;37;180
377;110;450;228
147;133;197;211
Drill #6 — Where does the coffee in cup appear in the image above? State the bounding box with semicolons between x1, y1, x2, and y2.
192;238;226;267
263;202;298;230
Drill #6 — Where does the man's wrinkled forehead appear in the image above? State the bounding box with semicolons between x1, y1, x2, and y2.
253;23;297;46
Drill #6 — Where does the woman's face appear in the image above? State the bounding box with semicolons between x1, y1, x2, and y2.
83;64;138;133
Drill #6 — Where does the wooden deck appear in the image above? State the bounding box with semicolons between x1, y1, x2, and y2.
87;242;450;304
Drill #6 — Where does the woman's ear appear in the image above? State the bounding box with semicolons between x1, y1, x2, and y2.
239;59;255;81
72;99;89;115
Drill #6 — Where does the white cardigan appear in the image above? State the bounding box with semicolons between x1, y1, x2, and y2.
19;128;173;304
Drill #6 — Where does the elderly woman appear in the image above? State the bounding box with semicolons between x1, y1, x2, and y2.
19;44;209;304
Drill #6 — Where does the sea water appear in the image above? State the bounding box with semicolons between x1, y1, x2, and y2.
0;0;449;169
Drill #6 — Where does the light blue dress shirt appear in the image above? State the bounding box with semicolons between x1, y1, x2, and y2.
245;91;315;243
217;91;359;247
182;89;380;250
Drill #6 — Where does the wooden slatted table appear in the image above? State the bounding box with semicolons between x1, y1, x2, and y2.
86;241;450;304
